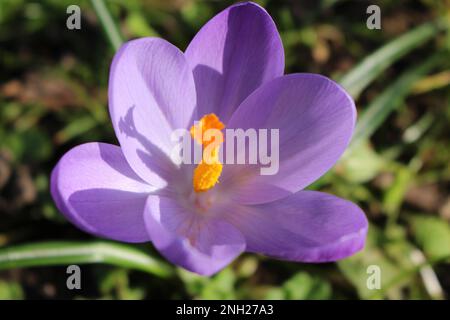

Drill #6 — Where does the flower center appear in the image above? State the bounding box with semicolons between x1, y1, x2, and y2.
190;113;225;193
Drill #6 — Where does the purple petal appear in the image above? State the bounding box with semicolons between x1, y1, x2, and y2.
185;1;284;122
144;195;245;275
109;37;197;188
51;142;154;243
225;191;368;262
222;73;356;204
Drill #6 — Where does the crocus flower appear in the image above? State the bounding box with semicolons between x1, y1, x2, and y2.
51;2;368;276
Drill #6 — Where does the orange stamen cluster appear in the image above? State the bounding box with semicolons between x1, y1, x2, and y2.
190;114;225;193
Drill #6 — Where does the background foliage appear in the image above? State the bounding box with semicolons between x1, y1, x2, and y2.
0;0;449;299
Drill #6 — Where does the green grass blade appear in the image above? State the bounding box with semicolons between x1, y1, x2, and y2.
90;0;124;51
339;20;447;99
0;241;173;278
349;53;442;150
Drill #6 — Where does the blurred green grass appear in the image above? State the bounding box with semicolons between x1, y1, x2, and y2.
0;0;449;299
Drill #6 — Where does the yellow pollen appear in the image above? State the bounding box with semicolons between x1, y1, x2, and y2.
190;113;225;193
